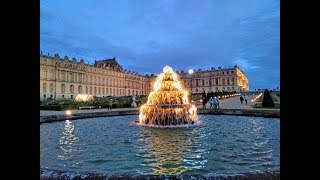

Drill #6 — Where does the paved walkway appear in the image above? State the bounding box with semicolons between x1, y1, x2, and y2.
197;95;258;109
271;93;280;103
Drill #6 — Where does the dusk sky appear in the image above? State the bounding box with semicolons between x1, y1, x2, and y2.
40;0;279;90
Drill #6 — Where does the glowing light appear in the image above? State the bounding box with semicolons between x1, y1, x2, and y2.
66;110;72;116
188;69;194;74
251;93;263;102
75;94;94;102
139;65;198;125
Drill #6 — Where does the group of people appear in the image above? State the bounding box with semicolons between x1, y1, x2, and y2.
209;96;220;109
239;94;248;105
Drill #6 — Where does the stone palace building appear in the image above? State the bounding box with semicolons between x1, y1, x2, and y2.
40;54;249;100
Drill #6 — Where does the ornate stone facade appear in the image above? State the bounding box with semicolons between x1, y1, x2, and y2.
40;54;249;100
179;65;249;93
40;54;151;100
148;65;249;94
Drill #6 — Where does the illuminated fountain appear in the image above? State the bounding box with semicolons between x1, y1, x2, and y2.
75;94;94;102
139;66;197;125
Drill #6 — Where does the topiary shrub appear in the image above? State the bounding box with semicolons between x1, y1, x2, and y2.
262;89;275;107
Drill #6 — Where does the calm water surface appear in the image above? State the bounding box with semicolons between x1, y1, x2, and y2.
40;115;279;175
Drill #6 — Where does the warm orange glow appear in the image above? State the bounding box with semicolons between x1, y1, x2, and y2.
66;110;72;116
75;94;94;102
139;66;198;125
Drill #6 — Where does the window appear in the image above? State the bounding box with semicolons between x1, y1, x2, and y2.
61;84;66;93
50;83;54;93
70;85;74;93
43;94;46;99
71;95;73;99
43;83;47;93
78;85;82;94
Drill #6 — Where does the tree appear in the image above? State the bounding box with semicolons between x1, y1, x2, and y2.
206;92;211;100
202;90;206;98
262;89;275;107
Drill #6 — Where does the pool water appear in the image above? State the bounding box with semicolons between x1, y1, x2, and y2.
40;115;279;175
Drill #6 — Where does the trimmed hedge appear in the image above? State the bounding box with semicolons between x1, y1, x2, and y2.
40;95;149;111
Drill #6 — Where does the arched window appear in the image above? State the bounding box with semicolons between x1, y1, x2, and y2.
94;87;97;94
86;86;88;94
49;83;54;93
89;86;92;94
78;85;82;94
102;88;105;95
98;87;101;95
70;85;74;93
61;84;66;93
43;83;47;93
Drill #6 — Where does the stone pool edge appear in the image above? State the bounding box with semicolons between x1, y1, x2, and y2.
40;109;280;124
40;168;280;180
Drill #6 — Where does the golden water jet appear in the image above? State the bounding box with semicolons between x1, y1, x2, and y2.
139;66;197;125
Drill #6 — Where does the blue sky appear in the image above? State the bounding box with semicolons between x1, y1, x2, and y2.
40;0;279;90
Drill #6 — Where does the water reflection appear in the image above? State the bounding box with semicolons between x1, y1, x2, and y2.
58;120;80;161
138;127;205;175
40;115;280;175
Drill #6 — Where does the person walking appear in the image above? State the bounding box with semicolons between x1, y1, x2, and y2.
108;98;113;110
243;94;248;105
209;96;213;109
211;97;217;109
202;96;207;109
240;95;244;104
215;96;220;109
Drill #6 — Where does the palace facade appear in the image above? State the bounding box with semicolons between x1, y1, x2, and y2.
40;54;151;100
40;54;249;100
179;66;249;93
148;66;249;95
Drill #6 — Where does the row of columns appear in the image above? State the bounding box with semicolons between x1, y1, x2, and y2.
54;69;148;90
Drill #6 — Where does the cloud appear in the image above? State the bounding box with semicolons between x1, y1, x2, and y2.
40;0;280;89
